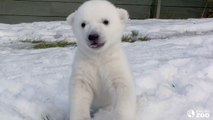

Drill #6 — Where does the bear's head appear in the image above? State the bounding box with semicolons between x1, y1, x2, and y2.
67;0;129;52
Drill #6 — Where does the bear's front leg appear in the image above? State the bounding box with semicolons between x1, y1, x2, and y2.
70;78;93;120
113;82;136;120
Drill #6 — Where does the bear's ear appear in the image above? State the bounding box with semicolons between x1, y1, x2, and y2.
117;8;129;24
66;12;75;25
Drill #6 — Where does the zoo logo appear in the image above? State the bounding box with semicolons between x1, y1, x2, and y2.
187;109;210;118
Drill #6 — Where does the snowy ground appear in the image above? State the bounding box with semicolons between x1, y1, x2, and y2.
0;18;213;120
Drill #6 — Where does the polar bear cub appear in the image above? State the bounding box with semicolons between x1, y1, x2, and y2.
67;0;136;120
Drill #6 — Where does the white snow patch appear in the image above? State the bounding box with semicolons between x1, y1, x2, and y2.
0;18;213;120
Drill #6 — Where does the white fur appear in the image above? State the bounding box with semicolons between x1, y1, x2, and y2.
67;0;136;120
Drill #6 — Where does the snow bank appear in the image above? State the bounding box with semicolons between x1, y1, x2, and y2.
0;18;213;120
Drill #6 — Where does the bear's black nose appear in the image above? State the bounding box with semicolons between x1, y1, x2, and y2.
88;34;99;42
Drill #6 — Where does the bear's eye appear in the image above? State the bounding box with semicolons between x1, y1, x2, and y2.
81;22;86;28
102;19;109;26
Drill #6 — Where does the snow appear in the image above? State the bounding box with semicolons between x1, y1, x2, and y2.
0;18;213;120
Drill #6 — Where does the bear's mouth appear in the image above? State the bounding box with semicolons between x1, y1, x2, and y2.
89;42;105;49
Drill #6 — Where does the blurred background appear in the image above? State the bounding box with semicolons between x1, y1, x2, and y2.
0;0;213;24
